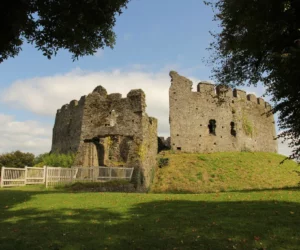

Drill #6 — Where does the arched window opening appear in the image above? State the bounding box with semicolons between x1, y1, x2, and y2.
208;119;217;135
230;122;237;137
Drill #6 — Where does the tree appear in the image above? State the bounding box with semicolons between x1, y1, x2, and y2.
206;0;300;160
0;151;35;168
0;0;129;63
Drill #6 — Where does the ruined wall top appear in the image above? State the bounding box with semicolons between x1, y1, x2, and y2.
52;85;154;154
56;85;146;115
169;71;272;110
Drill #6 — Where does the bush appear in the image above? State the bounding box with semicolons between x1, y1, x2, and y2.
0;151;35;168
61;180;134;192
158;157;169;168
34;153;75;168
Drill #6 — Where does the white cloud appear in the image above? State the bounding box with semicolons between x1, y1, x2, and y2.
0;114;52;155
276;131;295;158
277;138;294;157
0;68;292;156
1;68;172;137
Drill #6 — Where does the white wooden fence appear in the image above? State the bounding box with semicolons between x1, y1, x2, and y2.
0;166;134;188
45;166;134;187
0;166;46;187
0;167;26;187
26;166;46;184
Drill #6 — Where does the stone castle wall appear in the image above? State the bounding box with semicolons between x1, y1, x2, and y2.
169;71;278;153
51;86;158;189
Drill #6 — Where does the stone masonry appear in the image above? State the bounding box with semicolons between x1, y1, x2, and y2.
169;71;278;153
51;86;158;189
51;72;279;189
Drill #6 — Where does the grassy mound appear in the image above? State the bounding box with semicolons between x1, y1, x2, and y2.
151;151;300;193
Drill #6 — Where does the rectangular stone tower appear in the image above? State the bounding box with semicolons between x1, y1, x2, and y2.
169;71;278;153
51;86;157;189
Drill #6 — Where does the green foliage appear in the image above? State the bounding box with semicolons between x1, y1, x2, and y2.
206;0;300;160
138;144;147;160
34;153;75;168
241;113;253;137
0;151;34;168
0;0;129;63
33;153;49;166
157;157;169;168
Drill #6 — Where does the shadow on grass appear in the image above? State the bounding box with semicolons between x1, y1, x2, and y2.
228;185;300;193
0;189;300;250
151;185;300;194
0;187;67;208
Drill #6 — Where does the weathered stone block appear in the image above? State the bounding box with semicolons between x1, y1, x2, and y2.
197;81;215;94
257;97;265;106
247;94;257;103
216;84;232;97
233;89;247;99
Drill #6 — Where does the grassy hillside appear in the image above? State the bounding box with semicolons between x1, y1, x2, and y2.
151;151;300;193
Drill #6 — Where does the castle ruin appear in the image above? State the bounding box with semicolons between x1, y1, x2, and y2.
169;71;277;153
51;71;278;189
51;86;157;189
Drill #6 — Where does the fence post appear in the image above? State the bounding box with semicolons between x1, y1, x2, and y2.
70;168;73;183
109;167;112;181
0;167;5;188
43;166;47;183
59;167;61;181
45;167;49;188
24;166;28;186
129;168;134;180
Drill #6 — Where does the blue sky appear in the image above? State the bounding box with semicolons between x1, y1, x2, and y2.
0;0;291;155
0;0;215;82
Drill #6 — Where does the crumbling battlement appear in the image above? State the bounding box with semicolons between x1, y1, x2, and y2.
170;71;272;110
51;86;157;189
169;71;278;153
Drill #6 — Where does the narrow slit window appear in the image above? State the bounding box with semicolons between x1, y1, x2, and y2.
208;119;217;135
230;122;237;137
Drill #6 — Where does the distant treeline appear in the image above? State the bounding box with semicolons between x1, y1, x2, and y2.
0;151;75;169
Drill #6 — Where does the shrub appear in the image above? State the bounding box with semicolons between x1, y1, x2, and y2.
0;151;35;168
158;157;169;168
34;153;75;168
61;180;134;192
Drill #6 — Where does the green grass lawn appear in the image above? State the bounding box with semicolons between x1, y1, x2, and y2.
152;152;300;193
1;185;300;250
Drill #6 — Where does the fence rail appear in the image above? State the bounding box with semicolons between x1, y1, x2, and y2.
1;166;134;188
26;166;46;184
0;167;26;187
